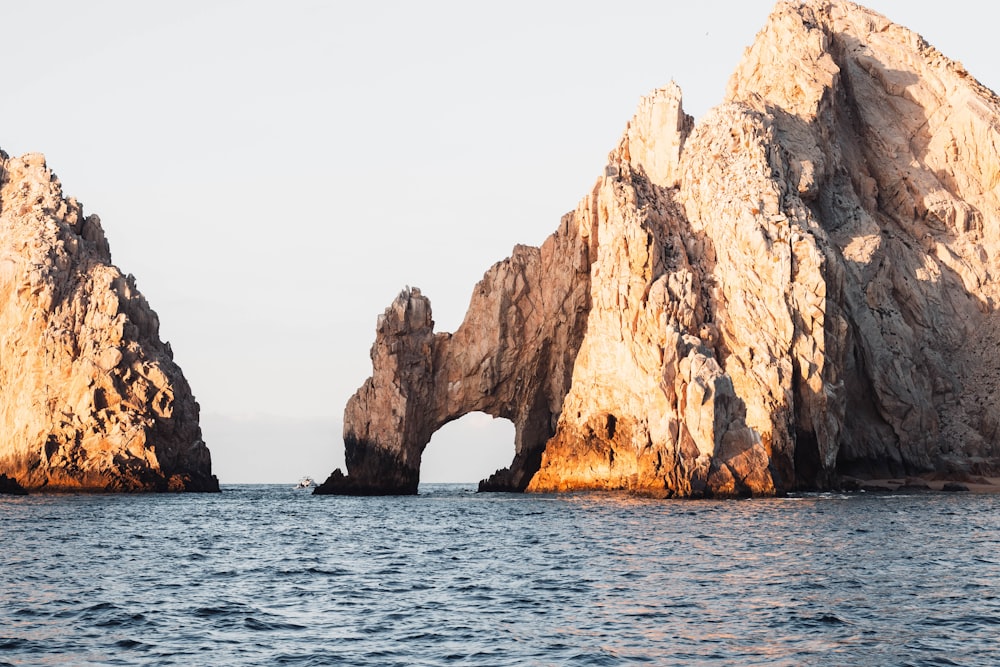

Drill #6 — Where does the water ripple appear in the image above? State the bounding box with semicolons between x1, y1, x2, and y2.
2;486;1000;665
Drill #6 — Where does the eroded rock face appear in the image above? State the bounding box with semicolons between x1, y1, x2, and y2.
319;210;591;493
0;152;218;492
319;0;1000;497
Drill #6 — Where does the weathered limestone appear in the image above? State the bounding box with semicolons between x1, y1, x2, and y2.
0;152;218;492
319;0;1000;496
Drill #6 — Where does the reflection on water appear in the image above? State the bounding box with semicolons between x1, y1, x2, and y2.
1;485;999;665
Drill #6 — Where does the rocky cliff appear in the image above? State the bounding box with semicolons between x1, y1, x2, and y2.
0;152;218;492
317;0;1000;497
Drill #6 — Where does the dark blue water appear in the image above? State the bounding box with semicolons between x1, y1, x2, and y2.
2;485;999;666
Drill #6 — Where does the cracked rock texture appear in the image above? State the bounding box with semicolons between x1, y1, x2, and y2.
318;0;1000;497
0;152;218;492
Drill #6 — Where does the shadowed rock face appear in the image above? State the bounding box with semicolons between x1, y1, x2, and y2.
0;473;27;495
318;0;1000;497
0;152;218;492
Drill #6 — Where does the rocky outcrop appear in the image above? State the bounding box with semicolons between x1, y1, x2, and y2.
0;473;27;495
319;210;590;494
318;0;1000;497
0;152;218;492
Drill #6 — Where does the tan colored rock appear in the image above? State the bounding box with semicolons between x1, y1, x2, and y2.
614;82;694;189
727;0;1000;478
0;151;217;492
320;0;1000;496
319;210;591;493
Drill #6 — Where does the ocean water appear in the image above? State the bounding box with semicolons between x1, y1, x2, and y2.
1;485;999;666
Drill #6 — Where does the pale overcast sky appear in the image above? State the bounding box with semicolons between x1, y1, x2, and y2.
3;1;997;483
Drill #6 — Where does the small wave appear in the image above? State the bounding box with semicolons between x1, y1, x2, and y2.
297;566;351;577
816;613;848;624
12;607;42;618
244;616;307;632
953;614;1000;628
94;612;149;629
899;658;962;666
796;613;850;627
566;649;629;666
623;611;671;621
73;601;127;624
194;603;246;618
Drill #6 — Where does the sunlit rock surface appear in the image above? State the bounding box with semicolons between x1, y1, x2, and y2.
0;152;218;492
318;0;1000;497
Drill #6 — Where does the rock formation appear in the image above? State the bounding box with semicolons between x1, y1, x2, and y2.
0;472;27;495
317;0;1000;497
0;152;218;492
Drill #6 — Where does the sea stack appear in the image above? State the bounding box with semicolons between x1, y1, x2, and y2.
0;151;218;492
317;0;1000;497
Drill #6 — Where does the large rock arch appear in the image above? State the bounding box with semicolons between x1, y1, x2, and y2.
316;216;592;494
319;2;1000;496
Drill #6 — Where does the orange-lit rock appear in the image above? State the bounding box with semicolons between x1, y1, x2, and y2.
319;1;1000;497
0;152;218;492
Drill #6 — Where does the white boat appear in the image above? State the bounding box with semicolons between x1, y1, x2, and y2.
294;476;315;489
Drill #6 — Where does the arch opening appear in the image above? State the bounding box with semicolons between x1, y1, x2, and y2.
420;412;516;484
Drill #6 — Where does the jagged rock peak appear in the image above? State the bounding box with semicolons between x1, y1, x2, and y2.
610;82;694;189
0;151;218;492
320;1;1000;497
